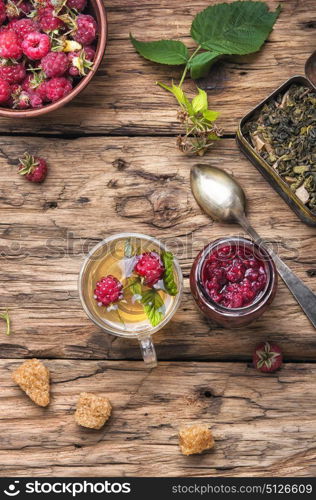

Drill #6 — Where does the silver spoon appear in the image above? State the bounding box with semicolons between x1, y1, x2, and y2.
191;164;316;328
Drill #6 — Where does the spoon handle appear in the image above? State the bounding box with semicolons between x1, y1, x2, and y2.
238;214;316;329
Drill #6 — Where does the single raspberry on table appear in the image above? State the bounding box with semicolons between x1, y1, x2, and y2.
9;18;39;40
18;152;48;183
0;77;11;103
73;14;97;45
0;61;26;84
22;32;50;60
68;46;95;76
0;29;23;59
45;76;72;102
134;252;165;287
253;342;283;373
38;7;64;32
67;0;87;11
41;52;69;77
94;275;123;307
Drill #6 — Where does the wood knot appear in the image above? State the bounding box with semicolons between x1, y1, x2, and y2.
112;158;129;171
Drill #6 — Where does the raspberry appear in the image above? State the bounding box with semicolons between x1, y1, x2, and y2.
45;76;72;102
73;14;97;46
0;77;10;103
9;18;39;40
134;252;164;287
68;46;95;76
0;1;6;25
253;342;283;373
22;32;50;60
38;7;64;32
18;153;48;183
94;275;123;307
0;61;25;84
0;29;23;59
41;52;69;77
6;0;31;19
67;0;86;11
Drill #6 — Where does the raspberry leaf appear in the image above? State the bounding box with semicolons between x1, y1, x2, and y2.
130;35;189;66
192;88;208;114
189;51;220;80
162;251;178;296
0;309;11;336
141;289;164;327
191;2;281;55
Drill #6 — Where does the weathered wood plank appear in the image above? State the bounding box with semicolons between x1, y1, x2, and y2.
0;0;314;135
0;360;315;477
0;136;315;360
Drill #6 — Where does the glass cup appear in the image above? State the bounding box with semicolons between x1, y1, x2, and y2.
79;233;183;367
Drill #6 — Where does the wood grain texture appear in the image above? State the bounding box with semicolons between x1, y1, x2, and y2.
0;0;314;136
0;136;315;361
0;359;315;477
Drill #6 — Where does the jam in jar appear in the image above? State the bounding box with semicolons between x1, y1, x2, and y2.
190;237;277;328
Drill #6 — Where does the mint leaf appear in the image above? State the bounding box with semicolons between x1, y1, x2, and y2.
141;289;164;327
189;51;220;79
130;35;189;65
162;252;178;296
191;1;281;55
192;88;208;114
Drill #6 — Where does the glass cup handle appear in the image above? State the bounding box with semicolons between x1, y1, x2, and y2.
138;335;157;368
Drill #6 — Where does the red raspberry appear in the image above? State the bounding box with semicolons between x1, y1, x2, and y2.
38;7;64;32
41;52;69;77
0;30;23;59
6;0;31;19
68;46;95;76
67;0;86;10
45;77;72;102
94;275;123;307
18;153;48;183
0;77;11;103
0;1;6;25
0;61;25;84
22;32;50;60
9;18;39;40
253;342;283;373
14;89;30;109
134;252;164;287
73;14;97;45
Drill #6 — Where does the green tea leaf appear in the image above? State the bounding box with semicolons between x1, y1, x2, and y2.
189;51;220;79
0;309;11;336
191;1;281;55
192;88;208;114
130;35;189;65
162;251;178;296
203;109;220;122
141;289;164;327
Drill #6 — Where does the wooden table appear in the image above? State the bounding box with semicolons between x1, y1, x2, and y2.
0;0;315;478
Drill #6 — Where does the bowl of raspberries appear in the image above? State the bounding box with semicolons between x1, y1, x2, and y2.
0;0;107;116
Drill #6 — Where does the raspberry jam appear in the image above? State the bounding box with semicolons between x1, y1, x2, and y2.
202;244;267;309
190;237;277;328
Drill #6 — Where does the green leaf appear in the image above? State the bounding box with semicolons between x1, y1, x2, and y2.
162;251;178;296
203;109;220;122
192;88;208;114
141;289;164;327
189;51;221;79
191;1;281;55
157;83;193;114
130;35;189;65
0;309;11;336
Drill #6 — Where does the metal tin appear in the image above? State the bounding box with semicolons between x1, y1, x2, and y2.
237;52;316;227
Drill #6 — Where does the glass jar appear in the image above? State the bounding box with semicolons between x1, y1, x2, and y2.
190;236;277;328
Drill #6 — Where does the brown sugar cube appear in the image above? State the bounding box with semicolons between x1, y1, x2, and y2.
75;392;112;430
179;424;215;456
12;358;50;407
